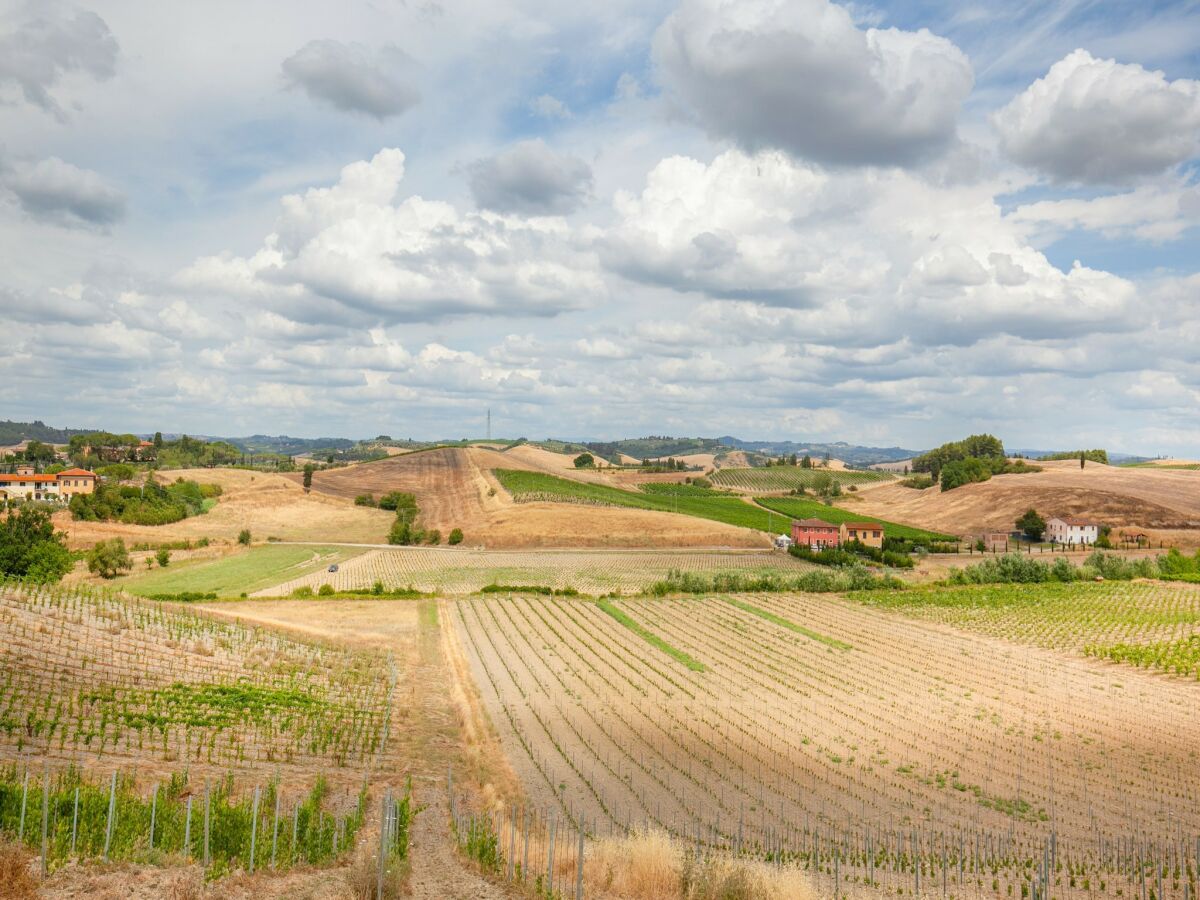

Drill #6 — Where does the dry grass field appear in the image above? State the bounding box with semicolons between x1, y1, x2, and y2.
452;588;1200;898
254;547;809;596
846;460;1200;547
54;467;394;549
299;448;767;549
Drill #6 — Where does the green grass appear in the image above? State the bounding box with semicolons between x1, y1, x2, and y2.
595;598;707;671
719;596;852;649
753;497;956;542
119;545;364;597
711;467;891;491
1121;461;1200;469
493;469;779;532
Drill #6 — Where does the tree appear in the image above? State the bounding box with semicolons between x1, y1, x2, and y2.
87;538;132;579
153;431;163;449
302;463;315;492
1016;509;1046;542
1080;451;1086;469
238;528;251;546
573;453;594;468
448;528;464;545
0;506;71;583
155;547;170;567
801;454;812;469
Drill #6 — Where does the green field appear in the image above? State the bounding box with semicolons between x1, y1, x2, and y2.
753;497;955;542
493;469;782;532
711;466;891;491
119;544;364;597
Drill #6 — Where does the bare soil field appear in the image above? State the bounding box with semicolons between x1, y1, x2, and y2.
299;449;766;549
54;468;394;549
847;460;1200;546
253;547;807;596
452;589;1200;898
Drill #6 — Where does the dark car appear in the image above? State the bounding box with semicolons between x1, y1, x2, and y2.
327;564;339;573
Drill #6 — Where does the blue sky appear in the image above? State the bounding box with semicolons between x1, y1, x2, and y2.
1;0;1199;454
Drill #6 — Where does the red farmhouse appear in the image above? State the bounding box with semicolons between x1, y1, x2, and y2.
791;518;840;549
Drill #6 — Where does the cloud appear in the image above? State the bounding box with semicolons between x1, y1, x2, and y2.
653;0;973;167
529;93;571;119
186;148;603;323
3;156;125;228
1009;183;1200;243
604;149;1137;345
0;4;118;118
281;39;419;119
994;49;1200;184
468;140;593;215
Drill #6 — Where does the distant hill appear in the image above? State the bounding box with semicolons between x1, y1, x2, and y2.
226;434;357;455
0;419;94;445
716;437;918;467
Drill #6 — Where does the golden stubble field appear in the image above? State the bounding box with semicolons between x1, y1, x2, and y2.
54;467;395;549
845;460;1200;547
298;448;767;549
451;589;1200;898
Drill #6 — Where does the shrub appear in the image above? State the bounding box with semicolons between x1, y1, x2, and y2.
448;528;463;545
237;529;251;546
573;453;595;468
318;583;335;596
354;494;376;507
292;585;314;597
155;547;170;567
87;538;132;579
379;491;418;513
425;529;441;545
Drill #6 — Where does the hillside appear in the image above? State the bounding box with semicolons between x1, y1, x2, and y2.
0;418;93;445
847;459;1200;544
297;447;769;548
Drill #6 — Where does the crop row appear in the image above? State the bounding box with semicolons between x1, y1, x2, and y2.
450;591;1200;898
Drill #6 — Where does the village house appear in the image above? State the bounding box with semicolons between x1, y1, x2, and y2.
1046;516;1099;545
841;521;883;548
791;518;841;549
0;466;98;503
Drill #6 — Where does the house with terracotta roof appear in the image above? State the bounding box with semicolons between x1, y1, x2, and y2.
1046;516;1098;545
840;521;884;548
0;466;97;503
791;518;840;549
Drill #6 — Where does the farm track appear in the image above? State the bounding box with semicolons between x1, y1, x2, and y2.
453;590;1200;898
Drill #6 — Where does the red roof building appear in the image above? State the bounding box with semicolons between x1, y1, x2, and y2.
791;518;841;549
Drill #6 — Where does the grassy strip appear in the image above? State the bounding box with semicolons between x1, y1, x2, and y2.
753;496;956;542
595;598;707;672
480;583;580;596
646;567;905;595
120;545;363;596
493;468;776;532
719;596;852;650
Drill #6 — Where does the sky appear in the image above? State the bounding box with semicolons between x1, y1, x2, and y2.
1;0;1198;453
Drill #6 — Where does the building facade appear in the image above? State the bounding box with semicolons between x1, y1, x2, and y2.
1046;517;1099;545
0;468;98;503
791;518;841;549
841;522;884;548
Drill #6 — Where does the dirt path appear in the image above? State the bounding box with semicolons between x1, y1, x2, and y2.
199;598;514;899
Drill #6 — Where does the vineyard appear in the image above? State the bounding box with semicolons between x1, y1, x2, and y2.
451;590;1200;899
0;579;395;772
855;580;1200;678
711;467;892;492
254;547;813;596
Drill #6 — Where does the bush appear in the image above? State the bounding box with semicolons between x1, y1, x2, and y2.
425;529;441;545
155;547;170;567
0;506;72;583
87;538;132;579
388;520;426;546
1016;509;1046;541
97;463;136;481
318;583;335;596
900;474;934;489
379;491;418;513
573;453;595;468
354;494;376;507
292;585;314;597
237;529;251;546
448;528;463;545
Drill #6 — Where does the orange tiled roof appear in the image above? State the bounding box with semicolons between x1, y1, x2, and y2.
57;468;97;477
0;473;56;482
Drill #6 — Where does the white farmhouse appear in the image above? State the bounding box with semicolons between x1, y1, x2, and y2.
1046;516;1099;545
